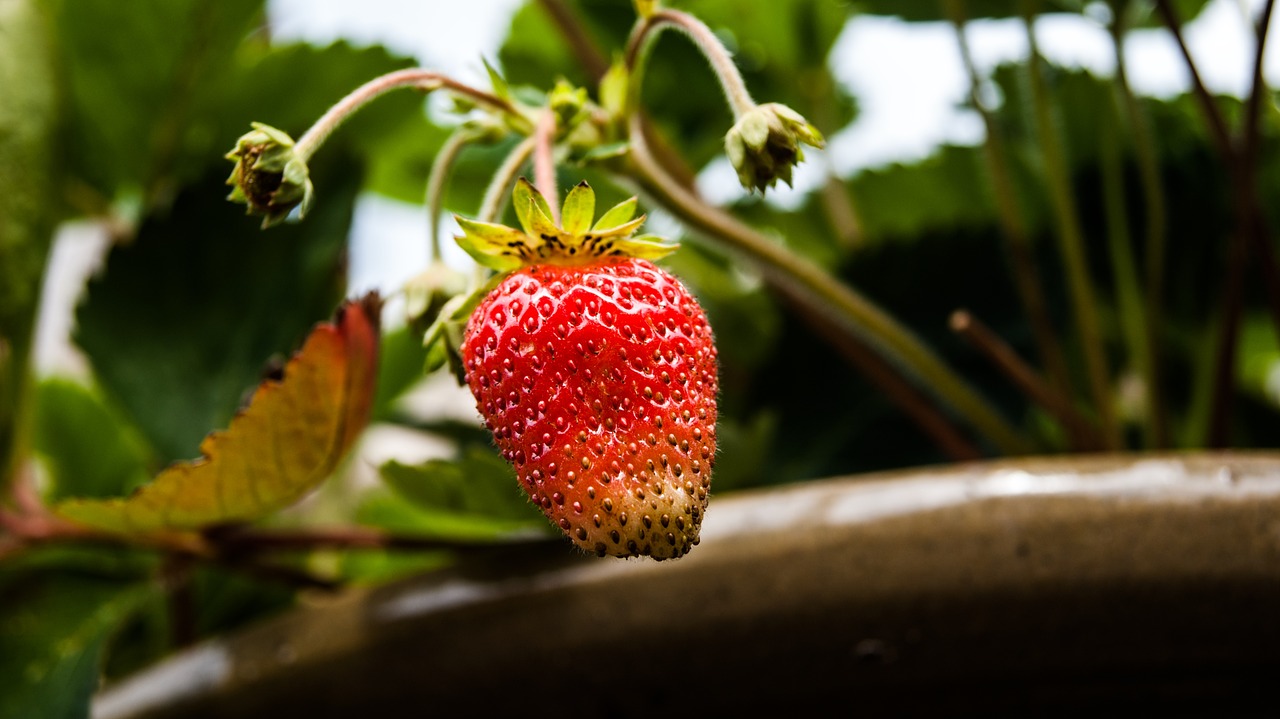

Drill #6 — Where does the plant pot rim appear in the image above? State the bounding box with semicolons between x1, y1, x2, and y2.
96;450;1280;717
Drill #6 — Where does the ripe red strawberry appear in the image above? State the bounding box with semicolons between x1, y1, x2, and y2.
453;179;718;559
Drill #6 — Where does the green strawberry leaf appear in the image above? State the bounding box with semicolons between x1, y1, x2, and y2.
379;447;548;531
33;379;152;502
0;570;153;719
48;0;262;197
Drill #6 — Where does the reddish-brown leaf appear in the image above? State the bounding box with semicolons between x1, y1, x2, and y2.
57;295;381;533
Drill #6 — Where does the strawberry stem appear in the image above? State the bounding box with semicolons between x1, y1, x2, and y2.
625;115;1031;455
294;69;529;161
623;8;756;120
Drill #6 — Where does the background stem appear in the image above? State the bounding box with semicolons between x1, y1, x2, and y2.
1155;0;1280;445
1021;2;1119;447
1110;8;1170;448
951;309;1102;448
1099;81;1152;446
944;0;1076;445
425;130;474;263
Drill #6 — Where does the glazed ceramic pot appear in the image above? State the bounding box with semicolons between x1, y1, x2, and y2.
95;452;1280;717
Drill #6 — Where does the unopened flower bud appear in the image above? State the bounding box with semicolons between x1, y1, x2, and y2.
225;123;315;228
724;103;824;193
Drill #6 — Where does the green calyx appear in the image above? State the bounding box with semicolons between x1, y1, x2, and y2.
225;122;315;228
724;102;824;193
454;178;677;271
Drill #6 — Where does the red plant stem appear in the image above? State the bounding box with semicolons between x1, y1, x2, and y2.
1156;0;1280;445
1239;0;1280;348
162;555;198;648
1244;0;1277;162
1152;1;1234;162
533;109;560;223
950;310;1103;450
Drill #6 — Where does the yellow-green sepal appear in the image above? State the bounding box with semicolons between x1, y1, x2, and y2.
612;233;678;261
454;216;529;272
560;182;596;235
513;178;556;238
592;196;638;231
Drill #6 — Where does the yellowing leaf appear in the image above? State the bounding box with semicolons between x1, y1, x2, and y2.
57;295;382;533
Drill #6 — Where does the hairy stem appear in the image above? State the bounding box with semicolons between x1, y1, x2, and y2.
625;116;1030;454
425;129;476;263
623;8;756;118
295;69;528;160
1244;0;1277;161
479;136;537;224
